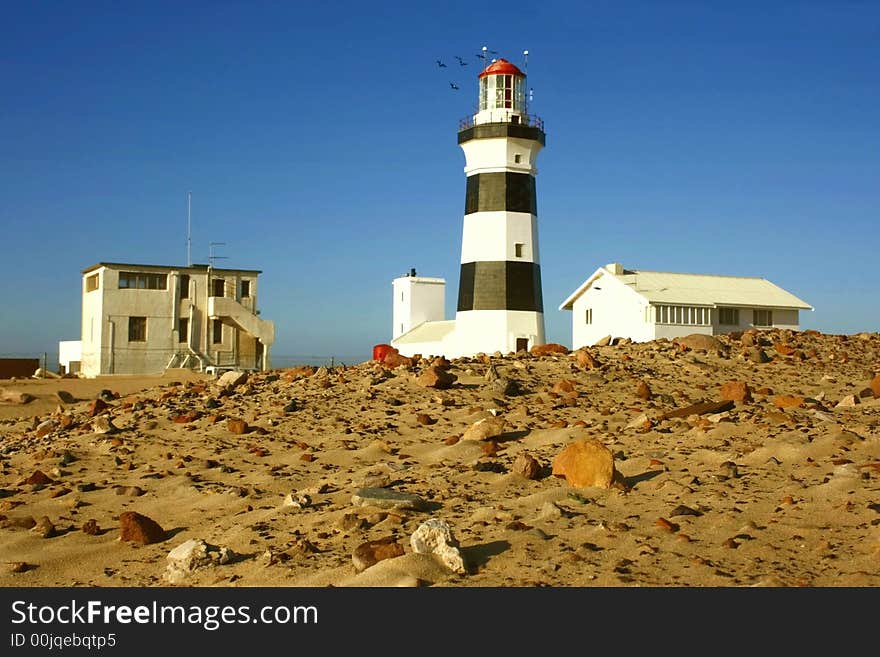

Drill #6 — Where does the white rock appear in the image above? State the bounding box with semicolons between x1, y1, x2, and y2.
410;519;466;575
216;370;248;389
164;538;234;584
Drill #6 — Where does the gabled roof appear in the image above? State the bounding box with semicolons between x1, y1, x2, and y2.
560;263;813;311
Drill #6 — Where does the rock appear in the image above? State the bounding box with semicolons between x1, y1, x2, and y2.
635;380;652;400
870;375;880;399
530;343;570;357
31;516;56;538
164;538;235;584
410;519;467;574
552;437;616;489
773;395;805;409
383;351;413;369
492;377;520;397
660;399;734;420
351;488;426;511
593;335;612;346
416;366;457;389
114;486;144;497
574;348;600;369
746;347;771;364
216;370;248;389
352;536;406;572
484;364;500;382
720;380;752;403
56;390;77;404
674;334;727;354
552;379;577;395
87;398;109;417
226;418;249;434
92;416;119;434
462;416;505;441
0;389;35;404
25;470;54;486
9;562;31;573
512;452;541;479
82;519;101;535
119;511;166;545
283;493;311;509
835;395;860;408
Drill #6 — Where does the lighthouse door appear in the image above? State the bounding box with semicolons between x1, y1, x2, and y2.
516;338;529;353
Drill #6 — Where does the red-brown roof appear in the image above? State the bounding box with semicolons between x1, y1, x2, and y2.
478;58;525;78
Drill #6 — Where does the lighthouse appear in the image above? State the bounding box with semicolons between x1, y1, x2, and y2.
390;54;547;358
453;57;546;355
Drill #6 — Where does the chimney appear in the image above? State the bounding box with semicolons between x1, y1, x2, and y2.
606;262;624;275
410;268;417;277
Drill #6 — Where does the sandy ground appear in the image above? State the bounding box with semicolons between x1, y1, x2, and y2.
1;329;878;588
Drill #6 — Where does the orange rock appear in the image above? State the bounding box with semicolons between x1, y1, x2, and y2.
551;437;616;489
512;452;541;479
530;343;570;357
635;380;652;401
774;342;795;356
552;379;576;395
655;517;678;532
574;349;600;369
720;380;752;403
773;395;805;409
870;374;880;399
383;351;412;369
119;511;165;545
416;366;457;389
227;418;249;434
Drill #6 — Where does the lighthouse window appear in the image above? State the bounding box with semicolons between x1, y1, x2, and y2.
479;77;488;110
495;75;513;109
514;243;524;258
514;154;522;164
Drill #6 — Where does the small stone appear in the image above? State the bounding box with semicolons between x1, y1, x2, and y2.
462;416;505;441
416;366;457;389
410;518;467;574
82;519;101;535
31;516;56;538
216;370;248;390
25;470;54;486
720;380;752;403
119;511;166;545
352;536;405;572
92;416;119;434
56;390;77;404
655;517;678;532
9;562;32;573
635;380;652;400
351;488;426;511
227;418;249;434
512;452;541;479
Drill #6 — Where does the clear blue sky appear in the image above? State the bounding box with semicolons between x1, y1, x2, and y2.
2;1;877;365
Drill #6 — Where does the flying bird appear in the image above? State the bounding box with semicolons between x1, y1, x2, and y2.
455;55;467;66
436;59;447;68
449;82;459;90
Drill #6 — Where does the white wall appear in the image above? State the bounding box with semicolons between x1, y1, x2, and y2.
459;135;542;175
460;212;539;263
571;280;653;348
452;310;545;357
392;277;446;340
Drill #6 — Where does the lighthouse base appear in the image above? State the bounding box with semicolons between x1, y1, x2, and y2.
390;310;545;359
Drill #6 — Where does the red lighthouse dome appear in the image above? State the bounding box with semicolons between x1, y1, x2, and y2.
478;58;525;78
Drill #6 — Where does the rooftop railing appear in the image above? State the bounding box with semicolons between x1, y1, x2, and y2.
458;112;544;132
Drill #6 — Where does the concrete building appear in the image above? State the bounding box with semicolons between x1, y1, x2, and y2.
79;262;274;377
560;262;813;348
391;56;548;358
58;340;82;375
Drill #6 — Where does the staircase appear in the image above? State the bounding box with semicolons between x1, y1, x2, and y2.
207;296;275;347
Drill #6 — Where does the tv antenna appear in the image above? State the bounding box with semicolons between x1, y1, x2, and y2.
208;242;228;268
186;191;192;266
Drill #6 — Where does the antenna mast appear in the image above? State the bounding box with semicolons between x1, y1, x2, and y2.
186;191;192;267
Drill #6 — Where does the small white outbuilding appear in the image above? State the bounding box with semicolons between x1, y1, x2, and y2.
560;263;813;349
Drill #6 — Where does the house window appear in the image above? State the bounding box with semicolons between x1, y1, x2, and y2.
514;243;524;258
655;305;710;326
85;273;99;292
753;309;773;327
585;308;593;324
118;272;167;290
719;308;739;325
240;280;250;298
128;317;146;342
178;318;189;343
212;278;225;297
179;274;190;299
212;319;223;344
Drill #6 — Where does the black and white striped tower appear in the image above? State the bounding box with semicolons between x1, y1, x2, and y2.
454;57;546;355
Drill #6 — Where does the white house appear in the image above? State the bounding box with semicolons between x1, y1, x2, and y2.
560;262;813;349
79;261;275;377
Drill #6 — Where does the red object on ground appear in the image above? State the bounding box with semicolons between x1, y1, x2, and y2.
373;344;395;362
